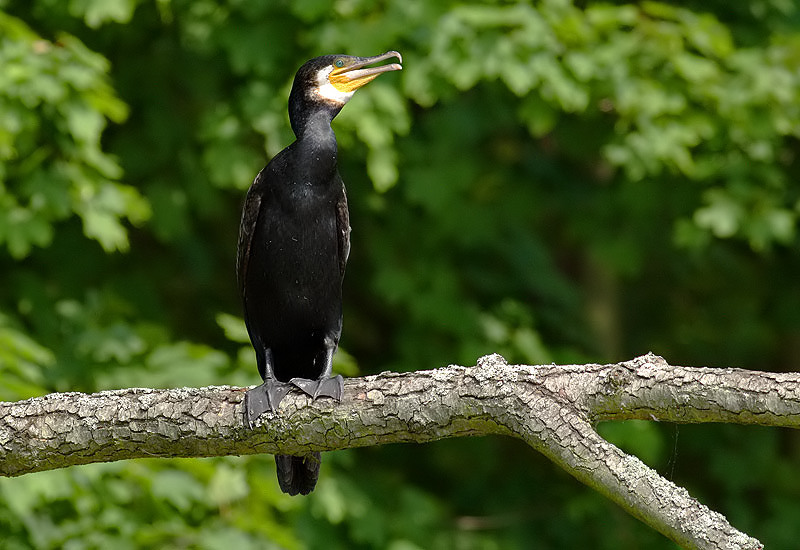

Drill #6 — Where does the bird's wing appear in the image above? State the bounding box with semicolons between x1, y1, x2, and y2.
236;172;265;294
336;180;351;278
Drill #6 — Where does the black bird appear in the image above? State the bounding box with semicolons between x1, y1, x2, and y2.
237;51;402;495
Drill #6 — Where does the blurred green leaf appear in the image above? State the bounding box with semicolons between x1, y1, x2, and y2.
207;464;249;507
0;315;52;400
150;469;205;512
216;312;249;344
69;0;139;28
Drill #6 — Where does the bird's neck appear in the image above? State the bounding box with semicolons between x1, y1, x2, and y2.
290;96;342;138
289;110;339;183
295;110;338;157
298;109;336;140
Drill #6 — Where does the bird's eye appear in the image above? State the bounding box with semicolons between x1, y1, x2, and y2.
334;59;345;68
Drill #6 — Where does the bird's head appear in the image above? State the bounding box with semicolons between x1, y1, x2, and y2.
289;51;402;134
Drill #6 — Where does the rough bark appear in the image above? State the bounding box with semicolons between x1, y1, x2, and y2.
2;353;798;549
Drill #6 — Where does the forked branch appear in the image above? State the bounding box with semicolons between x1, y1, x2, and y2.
3;353;798;549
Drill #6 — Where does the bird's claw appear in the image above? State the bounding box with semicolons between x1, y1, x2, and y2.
243;375;344;428
290;374;344;401
243;379;291;428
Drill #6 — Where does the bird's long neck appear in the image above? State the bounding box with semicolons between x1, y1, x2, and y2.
291;108;339;183
296;109;337;147
289;87;343;136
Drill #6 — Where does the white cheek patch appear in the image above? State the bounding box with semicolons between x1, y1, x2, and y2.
313;67;354;105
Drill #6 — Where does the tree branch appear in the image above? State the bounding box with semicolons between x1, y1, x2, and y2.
3;353;796;549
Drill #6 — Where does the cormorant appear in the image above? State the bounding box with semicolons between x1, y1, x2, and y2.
237;51;402;495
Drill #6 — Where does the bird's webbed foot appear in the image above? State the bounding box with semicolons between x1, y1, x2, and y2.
244;378;292;428
289;374;344;402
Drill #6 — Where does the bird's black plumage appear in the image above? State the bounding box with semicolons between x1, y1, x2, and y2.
237;52;401;495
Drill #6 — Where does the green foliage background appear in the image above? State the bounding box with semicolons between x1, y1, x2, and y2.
1;0;800;547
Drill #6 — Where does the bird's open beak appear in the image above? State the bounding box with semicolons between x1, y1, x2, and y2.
329;51;403;93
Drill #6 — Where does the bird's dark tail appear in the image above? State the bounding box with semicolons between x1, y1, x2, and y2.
275;453;321;496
